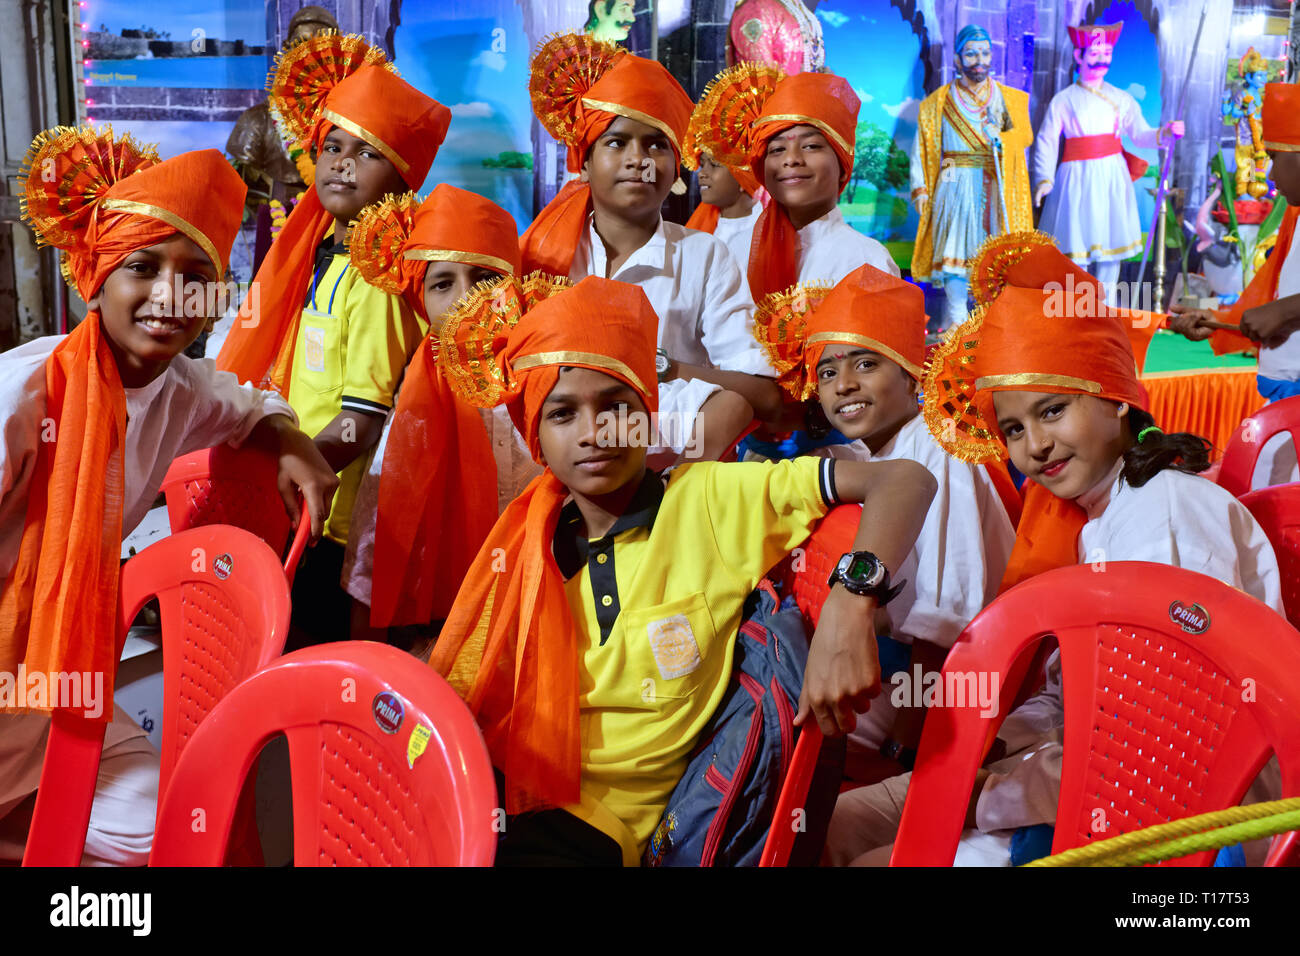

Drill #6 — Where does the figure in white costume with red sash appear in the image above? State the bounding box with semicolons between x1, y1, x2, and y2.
1033;23;1184;291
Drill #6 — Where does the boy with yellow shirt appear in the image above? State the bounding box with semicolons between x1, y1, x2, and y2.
431;274;936;865
217;34;450;642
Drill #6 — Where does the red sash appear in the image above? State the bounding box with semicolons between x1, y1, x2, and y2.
1061;134;1148;182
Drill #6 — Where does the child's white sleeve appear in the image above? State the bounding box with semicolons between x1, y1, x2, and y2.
697;241;778;378
178;357;298;454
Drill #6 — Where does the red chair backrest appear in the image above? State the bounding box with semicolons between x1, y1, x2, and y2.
1217;396;1300;497
891;562;1300;866
160;444;310;583
150;642;497;866
1240;482;1300;629
22;525;290;866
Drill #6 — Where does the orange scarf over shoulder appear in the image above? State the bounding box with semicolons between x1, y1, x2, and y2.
3;131;244;714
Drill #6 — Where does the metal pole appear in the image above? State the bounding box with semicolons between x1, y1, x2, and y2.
1154;193;1168;309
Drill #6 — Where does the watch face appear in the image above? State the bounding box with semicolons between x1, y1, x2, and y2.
845;554;884;587
655;350;670;375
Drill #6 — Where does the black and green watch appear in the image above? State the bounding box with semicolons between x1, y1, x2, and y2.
828;550;905;605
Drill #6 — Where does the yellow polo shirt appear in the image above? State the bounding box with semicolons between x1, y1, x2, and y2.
285;240;425;545
553;457;837;864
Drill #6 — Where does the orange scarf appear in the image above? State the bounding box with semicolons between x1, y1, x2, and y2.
431;275;660;812
685;202;722;233
1211;205;1300;356
347;187;519;628
4;130;245;714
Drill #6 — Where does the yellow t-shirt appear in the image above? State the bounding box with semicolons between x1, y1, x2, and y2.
285;242;425;545
555;457;836;864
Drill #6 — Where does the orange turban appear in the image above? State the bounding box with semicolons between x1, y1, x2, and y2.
703;67;860;299
753;263;926;401
431;275;659;813
4;128;247;717
923;232;1160;591
344;187;519;628
1263;82;1300;153
217;33;450;391
519;33;694;276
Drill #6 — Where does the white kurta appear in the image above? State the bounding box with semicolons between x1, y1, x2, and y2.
1034;82;1161;264
818;415;1016;751
0;335;295;862
571;216;775;454
711;202;762;276
828;460;1285;866
795;206;901;284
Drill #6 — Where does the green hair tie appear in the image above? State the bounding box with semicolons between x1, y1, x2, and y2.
1138;425;1163;444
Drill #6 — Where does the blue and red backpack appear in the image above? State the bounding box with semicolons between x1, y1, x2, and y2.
643;578;844;866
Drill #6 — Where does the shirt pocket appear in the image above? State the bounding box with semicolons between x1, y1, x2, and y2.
296;308;343;396
619;591;717;701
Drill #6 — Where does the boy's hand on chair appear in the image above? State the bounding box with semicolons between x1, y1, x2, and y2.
796;589;881;737
260;415;339;541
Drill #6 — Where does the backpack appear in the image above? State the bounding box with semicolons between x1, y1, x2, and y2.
643;578;844;866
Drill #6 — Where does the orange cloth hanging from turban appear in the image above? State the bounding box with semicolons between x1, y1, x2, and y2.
217;34;451;391
430;275;659;813
347;185;520;628
3;128;246;715
519;34;693;277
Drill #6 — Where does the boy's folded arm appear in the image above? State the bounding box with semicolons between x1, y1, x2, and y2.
311;407;386;472
670;363;782;424
798;459;937;737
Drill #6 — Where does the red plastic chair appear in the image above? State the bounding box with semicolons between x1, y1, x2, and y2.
160;443;311;584
150;642;497;866
786;504;860;629
1240;483;1300;629
1217;396;1300;497
890;561;1300;866
759;724;824;866
22;525;291;866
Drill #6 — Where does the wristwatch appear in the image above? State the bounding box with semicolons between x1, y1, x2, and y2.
827;550;905;605
656;348;672;383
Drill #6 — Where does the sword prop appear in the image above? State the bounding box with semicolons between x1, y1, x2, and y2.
1136;3;1208;298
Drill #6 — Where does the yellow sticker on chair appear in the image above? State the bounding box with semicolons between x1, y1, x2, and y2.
647;614;701;680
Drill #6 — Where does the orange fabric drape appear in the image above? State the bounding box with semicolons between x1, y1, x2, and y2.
369;348;498;628
216;190;334;391
1212;205;1300;356
1141;367;1267;458
0;316;127;715
519;179;595;277
685;202;721;233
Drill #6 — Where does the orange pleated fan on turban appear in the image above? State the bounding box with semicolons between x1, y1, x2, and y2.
217;33;451;391
681;64;771;234
701;67;860;300
345;186;519;628
3;127;246;715
519;33;694;276
430;275;659;812
923;231;1161;591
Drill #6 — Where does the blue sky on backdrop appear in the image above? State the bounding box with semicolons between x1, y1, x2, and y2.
84;0;264;42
